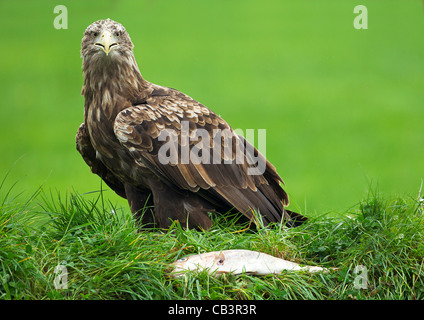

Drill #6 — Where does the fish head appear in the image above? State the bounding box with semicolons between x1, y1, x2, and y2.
170;251;226;277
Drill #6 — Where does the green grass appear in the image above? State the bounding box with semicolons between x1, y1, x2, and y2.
2;178;424;300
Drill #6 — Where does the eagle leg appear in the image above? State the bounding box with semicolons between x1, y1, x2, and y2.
124;183;155;229
147;179;214;230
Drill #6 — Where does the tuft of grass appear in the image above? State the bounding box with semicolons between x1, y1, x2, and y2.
1;181;424;300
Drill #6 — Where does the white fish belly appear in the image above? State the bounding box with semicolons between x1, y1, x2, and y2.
170;249;331;277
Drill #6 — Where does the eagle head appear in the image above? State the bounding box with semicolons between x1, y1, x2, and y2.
80;19;145;110
81;18;134;63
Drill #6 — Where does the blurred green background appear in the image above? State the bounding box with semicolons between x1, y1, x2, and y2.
0;0;423;215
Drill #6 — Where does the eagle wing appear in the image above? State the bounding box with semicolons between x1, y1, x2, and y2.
113;93;290;223
76;122;127;198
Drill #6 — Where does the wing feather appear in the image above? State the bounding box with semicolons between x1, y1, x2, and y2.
113;93;289;223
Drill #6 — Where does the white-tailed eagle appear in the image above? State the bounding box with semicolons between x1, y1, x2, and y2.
76;19;306;230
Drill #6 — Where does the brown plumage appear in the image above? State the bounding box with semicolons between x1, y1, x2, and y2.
76;19;306;230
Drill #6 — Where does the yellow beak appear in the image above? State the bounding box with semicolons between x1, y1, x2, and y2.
95;30;118;56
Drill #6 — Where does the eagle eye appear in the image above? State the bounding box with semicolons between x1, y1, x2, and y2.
92;32;98;37
115;31;121;37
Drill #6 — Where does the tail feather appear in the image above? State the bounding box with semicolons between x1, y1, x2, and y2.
211;185;307;228
284;209;308;227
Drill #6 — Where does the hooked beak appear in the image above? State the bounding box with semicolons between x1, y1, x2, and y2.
95;30;118;56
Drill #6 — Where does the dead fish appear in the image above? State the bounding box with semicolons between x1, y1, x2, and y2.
170;249;335;277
